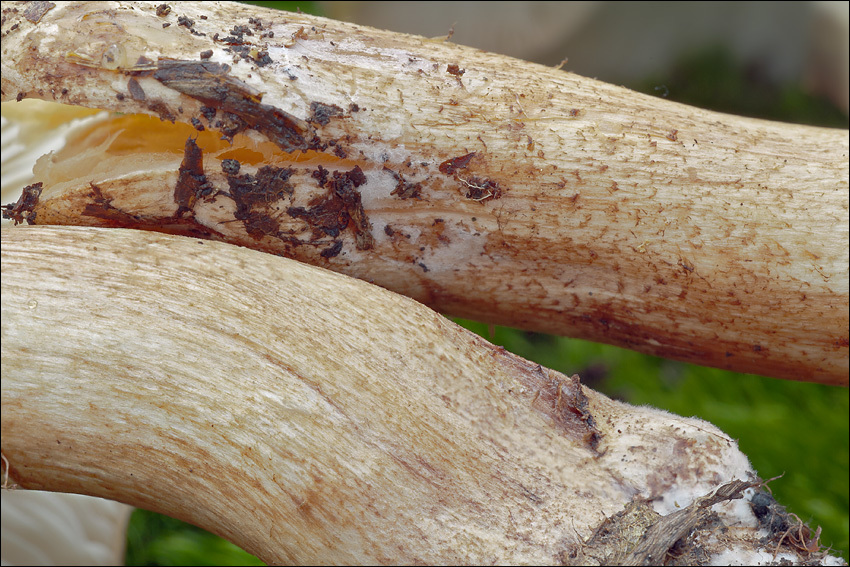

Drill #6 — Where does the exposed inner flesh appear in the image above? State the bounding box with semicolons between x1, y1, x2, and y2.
0;98;362;210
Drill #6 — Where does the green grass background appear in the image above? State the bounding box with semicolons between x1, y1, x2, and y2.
125;3;849;564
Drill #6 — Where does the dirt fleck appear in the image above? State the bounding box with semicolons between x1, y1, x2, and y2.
1;182;43;225
226;43;273;67
23;1;54;23
221;24;253;44
127;77;146;101
311;165;329;187
751;488;825;557
320;240;343;258
751;491;790;535
155;4;171;17
200;105;216;121
288;196;348;240
384;167;422;200
145;100;176;123
190;117;204;131
666;129;678;142
285;26;310;47
439;152;476;175
177;15;194;28
200;49;213;60
460;176;503;202
309;101;343;126
439;150;504;202
221;159;241;175
446;64;465;77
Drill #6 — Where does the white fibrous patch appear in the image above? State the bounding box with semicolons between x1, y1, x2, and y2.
598;402;755;513
709;548;803;566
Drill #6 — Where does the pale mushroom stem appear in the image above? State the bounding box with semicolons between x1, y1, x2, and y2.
4;226;822;565
0;1;846;385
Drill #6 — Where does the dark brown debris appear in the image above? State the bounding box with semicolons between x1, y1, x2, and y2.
439;152;476;175
153;60;317;151
320;240;343;258
288;165;373;250
226;165;294;240
311;164;329;187
328;165;372;250
446;63;465;77
145;100;177;123
200;105;216;122
127;77;146;101
221;159;241;175
226;166;293;208
1;182;43;225
461;176;503;202
309;101;344;126
288;194;349;240
174;138;212;217
384;167;422;200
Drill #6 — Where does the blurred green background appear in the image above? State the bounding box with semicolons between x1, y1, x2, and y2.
125;2;849;564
